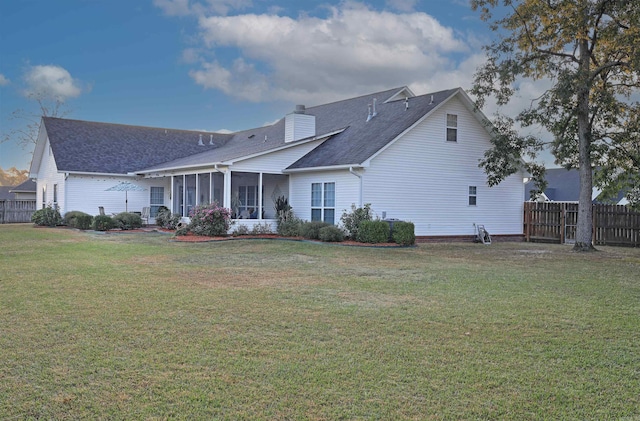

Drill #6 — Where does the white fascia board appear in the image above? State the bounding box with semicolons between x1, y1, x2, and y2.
223;129;345;165
132;163;224;177
29;121;48;178
283;164;365;174
64;171;133;177
384;86;416;103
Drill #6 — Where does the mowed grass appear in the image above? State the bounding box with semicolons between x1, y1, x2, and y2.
1;224;639;419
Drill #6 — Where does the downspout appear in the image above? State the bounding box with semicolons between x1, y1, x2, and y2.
349;166;363;207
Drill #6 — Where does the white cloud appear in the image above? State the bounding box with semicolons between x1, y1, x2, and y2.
23;65;83;100
0;74;9;86
189;2;470;103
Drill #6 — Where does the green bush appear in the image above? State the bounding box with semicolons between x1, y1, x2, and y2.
232;225;249;236
357;220;390;243
250;223;273;235
187;203;234;236
64;211;94;230
113;212;143;230
155;207;181;229
277;212;303;237
340;203;373;240
300;221;330;240
392;221;415;245
31;205;63;227
93;215;115;231
318;225;344;242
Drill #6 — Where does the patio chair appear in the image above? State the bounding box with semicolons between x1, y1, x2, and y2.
141;206;150;226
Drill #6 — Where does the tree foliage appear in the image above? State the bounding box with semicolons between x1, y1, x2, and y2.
471;0;640;251
1;93;71;151
0;166;29;186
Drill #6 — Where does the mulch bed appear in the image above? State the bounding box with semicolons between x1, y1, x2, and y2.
83;226;409;247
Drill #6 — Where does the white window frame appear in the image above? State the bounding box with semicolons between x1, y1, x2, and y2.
311;182;336;224
150;187;165;217
446;113;458;142
469;186;477;206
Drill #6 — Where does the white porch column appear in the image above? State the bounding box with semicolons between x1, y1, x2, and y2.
170;175;174;214
209;172;213;205
195;173;200;206
258;172;263;220
182;174;186;216
223;170;231;209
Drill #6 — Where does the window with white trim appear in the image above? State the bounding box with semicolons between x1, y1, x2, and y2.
446;113;458;142
469;186;477;206
311;182;335;224
150;187;164;217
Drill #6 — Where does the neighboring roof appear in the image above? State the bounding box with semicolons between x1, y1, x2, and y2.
0;179;35;200
40;118;232;174
0;186;13;201
525;168;582;201
525;168;628;203
9;179;36;193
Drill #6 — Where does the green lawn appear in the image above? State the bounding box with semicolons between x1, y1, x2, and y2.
1;224;639;419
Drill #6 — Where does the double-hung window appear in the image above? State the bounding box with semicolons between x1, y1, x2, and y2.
446;114;458;142
468;186;477;206
150;187;165;217
238;185;258;215
311;182;335;224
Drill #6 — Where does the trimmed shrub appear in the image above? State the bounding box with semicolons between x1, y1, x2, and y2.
64;211;94;230
251;223;273;235
340;203;373;240
318;225;344;242
31;205;63;227
299;221;330;240
232;225;249;236
277;211;303;237
93;215;115;231
113;212;143;230
155;207;181;229
188;203;234;236
392;221;416;246
357;220;390;243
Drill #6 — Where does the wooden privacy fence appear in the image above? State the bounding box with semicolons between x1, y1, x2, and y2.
0;200;37;224
524;202;640;247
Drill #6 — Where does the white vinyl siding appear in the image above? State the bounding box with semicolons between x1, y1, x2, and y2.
289;171;359;224
362;96;524;236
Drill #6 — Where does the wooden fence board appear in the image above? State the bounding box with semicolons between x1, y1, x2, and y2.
0;200;37;224
524;202;640;247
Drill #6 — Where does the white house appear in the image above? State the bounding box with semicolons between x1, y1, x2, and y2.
29;86;525;239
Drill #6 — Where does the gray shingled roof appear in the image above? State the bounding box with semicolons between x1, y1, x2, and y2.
287;88;458;169
43;118;232;174
43;86;462;175
10;179;36;193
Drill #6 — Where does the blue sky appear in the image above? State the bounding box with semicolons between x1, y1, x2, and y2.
1;0;512;171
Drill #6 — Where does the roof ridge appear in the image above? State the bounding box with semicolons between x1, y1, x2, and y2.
43;116;229;135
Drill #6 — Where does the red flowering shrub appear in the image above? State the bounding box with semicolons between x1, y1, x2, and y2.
187;203;234;236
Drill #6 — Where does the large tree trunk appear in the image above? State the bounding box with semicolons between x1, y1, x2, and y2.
574;38;596;252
